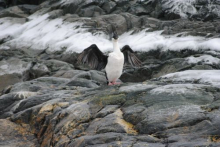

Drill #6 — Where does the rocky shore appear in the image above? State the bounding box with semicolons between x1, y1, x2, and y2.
0;0;220;147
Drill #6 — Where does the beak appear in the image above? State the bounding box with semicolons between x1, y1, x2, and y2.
112;31;118;40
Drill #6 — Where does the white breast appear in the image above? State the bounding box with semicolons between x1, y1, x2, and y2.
105;52;124;82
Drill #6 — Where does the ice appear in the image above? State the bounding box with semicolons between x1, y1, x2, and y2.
161;70;220;87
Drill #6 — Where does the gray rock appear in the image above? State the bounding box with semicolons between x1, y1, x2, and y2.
43;59;74;73
0;58;32;91
0;6;29;18
6;0;46;6
0;0;6;8
152;58;191;78
78;5;105;17
0;0;220;146
95;105;119;118
18;4;38;14
73;70;107;85
52;69;85;79
65;78;99;88
0;78;218;147
129;4;154;16
101;1;117;13
48;9;63;19
0;119;39;147
121;67;152;82
30;62;50;79
10;77;70;93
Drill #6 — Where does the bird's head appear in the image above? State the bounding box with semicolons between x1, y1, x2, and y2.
112;31;118;41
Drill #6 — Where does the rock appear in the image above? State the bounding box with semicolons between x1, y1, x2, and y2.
65;78;99;88
18;4;38;14
9;77;70;93
0;6;29;18
101;1;117;13
0;48;28;60
0;58;32;91
0;74;219;147
0;0;6;8
0;91;38;118
0;73;22;92
78;5;105;17
52;69;84;79
0;0;220;146
59;52;78;65
0;119;39;147
214;0;220;5
203;12;218;22
197;0;209;5
121;67;152;82
73;70;107;85
43;59;74;73
150;0;164;19
61;0;101;15
94;14;127;35
129;4;150;16
30;62;50;79
95;105;119;118
48;9;63;19
6;0;46;6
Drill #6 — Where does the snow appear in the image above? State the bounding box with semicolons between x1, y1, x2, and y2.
0;7;220;53
161;70;220;87
0;18;23;40
186;55;220;64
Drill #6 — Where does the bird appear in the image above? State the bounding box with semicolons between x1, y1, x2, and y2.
77;31;142;85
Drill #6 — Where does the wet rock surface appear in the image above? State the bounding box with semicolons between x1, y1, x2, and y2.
0;0;220;147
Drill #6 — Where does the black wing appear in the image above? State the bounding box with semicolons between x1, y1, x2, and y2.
77;44;108;70
121;45;142;67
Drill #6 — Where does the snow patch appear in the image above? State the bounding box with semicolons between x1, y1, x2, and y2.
0;18;23;40
0;11;220;53
161;70;220;87
186;55;220;64
14;91;38;98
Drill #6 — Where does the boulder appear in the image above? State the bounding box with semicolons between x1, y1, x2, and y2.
18;4;38;14
0;119;39;146
0;58;32;91
43;59;74;73
0;0;6;8
6;0;46;6
101;1;117;14
78;5;105;17
65;78;99;88
0;6;29;18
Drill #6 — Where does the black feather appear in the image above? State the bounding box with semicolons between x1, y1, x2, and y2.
77;44;108;70
121;45;142;67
